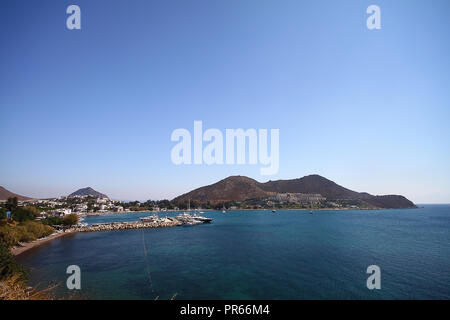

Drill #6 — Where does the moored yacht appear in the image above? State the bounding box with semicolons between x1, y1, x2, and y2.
175;212;213;225
192;214;213;223
140;214;159;223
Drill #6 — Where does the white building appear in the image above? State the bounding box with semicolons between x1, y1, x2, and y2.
53;208;72;216
96;197;108;204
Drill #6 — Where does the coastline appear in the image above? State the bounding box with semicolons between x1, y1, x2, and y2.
11;216;187;256
11;230;76;256
10;206;417;256
88;207;415;216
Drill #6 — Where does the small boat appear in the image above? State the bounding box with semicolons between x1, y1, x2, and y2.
140;214;159;222
222;203;226;213
176;212;213;225
175;212;192;221
309;201;313;214
192;214;213;223
272;202;276;213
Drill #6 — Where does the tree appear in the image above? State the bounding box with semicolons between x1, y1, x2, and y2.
11;206;40;222
41;216;64;226
0;208;6;220
12;208;34;222
63;214;78;226
0;243;27;281
5;197;18;212
0;225;20;248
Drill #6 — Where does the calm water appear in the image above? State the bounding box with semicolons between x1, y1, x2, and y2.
17;205;450;299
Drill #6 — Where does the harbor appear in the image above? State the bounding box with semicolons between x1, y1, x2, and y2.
68;213;212;233
12;213;213;256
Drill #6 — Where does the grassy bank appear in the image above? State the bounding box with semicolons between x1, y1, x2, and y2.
0;220;56;300
0;221;55;248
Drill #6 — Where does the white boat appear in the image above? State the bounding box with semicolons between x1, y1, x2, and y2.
175;212;213;225
140;214;159;222
192;214;213;223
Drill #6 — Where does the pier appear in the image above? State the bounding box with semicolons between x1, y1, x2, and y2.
66;214;212;233
68;218;183;232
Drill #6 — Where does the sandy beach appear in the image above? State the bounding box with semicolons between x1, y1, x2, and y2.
11;231;76;256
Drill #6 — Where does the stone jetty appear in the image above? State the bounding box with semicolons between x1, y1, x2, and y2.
68;217;183;233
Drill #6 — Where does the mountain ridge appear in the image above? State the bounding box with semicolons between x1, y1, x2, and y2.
173;175;416;209
0;186;34;201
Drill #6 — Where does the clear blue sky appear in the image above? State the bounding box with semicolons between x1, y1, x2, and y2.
1;0;449;203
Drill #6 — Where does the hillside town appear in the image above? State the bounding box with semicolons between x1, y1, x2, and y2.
1;190;369;221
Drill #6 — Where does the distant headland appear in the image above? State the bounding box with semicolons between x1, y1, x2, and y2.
173;175;417;210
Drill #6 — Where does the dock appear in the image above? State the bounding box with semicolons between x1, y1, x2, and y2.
66;215;211;233
69;219;182;232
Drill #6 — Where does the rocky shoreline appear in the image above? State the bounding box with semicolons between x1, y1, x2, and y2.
69;219;183;232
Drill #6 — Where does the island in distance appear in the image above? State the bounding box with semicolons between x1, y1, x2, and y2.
174;175;417;209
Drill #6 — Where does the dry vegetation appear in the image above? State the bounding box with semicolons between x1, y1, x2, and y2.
0;221;54;247
0;206;58;300
0;275;58;300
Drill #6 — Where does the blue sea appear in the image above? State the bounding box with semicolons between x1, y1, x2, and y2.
17;205;450;299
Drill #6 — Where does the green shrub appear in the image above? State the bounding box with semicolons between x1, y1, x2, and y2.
41;216;63;226
12;206;40;222
0;222;54;248
63;214;78;226
0;243;27;281
0;208;7;220
0;225;21;248
15;226;35;242
22;221;54;239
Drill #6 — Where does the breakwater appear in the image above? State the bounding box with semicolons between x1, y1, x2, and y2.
69;218;183;233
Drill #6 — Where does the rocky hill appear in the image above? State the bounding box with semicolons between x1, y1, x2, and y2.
0;186;33;201
68;187;108;199
173;175;416;209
